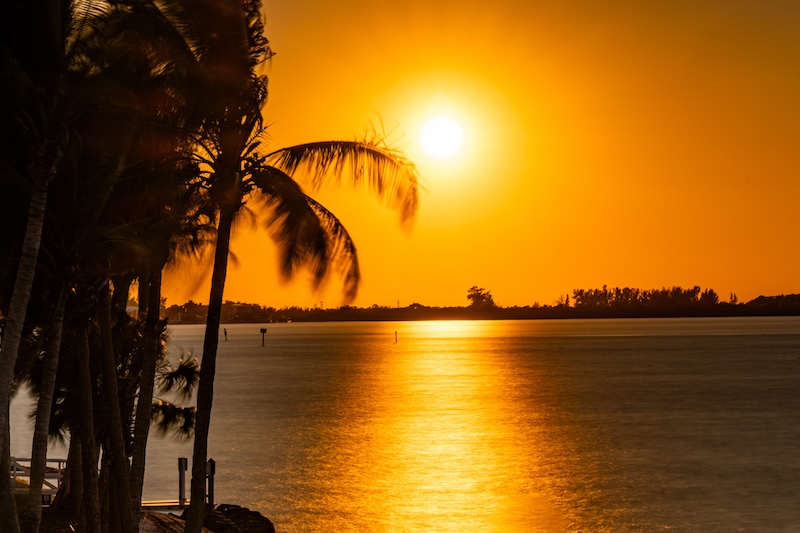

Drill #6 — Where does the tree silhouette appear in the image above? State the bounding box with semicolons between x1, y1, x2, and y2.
0;1;71;527
467;286;496;308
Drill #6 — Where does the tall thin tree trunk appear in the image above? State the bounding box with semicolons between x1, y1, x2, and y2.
111;276;133;365
76;327;101;533
0;413;17;532
137;268;149;321
51;430;82;517
110;276;132;317
99;449;110;533
107;455;121;533
68;433;83;521
185;205;236;533
129;267;163;511
0;176;49;533
97;283;134;533
20;286;67;533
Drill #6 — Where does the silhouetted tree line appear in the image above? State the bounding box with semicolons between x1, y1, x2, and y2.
577;285;718;306
571;285;722;314
163;286;800;324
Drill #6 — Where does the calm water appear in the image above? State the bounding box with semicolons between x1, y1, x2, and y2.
11;317;800;531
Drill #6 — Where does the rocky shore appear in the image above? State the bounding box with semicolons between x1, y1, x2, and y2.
41;503;275;532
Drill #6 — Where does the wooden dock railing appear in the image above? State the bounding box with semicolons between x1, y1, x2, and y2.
10;456;215;510
10;457;66;504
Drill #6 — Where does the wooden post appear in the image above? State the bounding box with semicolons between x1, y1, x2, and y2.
178;457;188;506
260;328;267;347
206;458;215;506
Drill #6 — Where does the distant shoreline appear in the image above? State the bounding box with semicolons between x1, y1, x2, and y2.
163;294;800;324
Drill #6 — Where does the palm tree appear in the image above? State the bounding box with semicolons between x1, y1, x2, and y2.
95;283;136;533
0;0;139;528
127;178;216;510
10;39;165;533
0;0;69;526
34;1;224;524
19;284;68;533
90;22;219;517
39;0;221;523
183;2;419;530
69;288;103;533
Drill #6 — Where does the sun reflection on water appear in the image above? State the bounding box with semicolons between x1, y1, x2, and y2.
317;321;565;532
402;319;479;337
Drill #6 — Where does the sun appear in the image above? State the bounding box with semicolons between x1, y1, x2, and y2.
420;115;464;160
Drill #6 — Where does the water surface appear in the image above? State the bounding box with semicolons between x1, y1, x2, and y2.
12;317;800;531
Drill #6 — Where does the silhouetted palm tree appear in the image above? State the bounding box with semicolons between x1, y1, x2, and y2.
81;2;220;513
127;179;215;511
0;0;70;526
0;1;151;529
40;1;221;522
182;2;418;530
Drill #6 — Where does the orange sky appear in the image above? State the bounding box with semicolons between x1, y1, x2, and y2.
163;0;800;309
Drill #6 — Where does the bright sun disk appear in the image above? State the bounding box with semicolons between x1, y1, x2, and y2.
420;116;464;160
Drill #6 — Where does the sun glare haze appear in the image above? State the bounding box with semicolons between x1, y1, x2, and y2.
420;115;464;160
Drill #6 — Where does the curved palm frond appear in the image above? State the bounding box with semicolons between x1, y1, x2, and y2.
66;0;113;65
77;0;213;130
151;401;195;440
265;140;419;225
157;354;200;401
243;0;274;70
249;166;361;300
303;195;361;300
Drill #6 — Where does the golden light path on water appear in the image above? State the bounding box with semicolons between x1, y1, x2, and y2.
290;320;566;532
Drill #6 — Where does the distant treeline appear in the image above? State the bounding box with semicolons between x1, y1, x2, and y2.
162;287;800;323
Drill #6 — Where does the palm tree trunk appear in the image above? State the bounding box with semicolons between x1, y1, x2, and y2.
76;326;102;533
110;276;133;366
185;205;236;533
67;433;83;520
129;266;163;509
0;416;18;533
108;457;121;533
51;431;80;513
97;283;134;533
20;286;67;533
137;269;149;321
0;175;49;533
111;276;132;317
99;450;110;533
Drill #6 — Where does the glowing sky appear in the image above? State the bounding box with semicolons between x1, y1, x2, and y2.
164;0;800;308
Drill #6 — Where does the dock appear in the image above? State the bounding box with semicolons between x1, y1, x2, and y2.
10;457;65;503
10;456;216;511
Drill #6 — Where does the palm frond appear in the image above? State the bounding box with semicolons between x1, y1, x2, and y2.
265;139;419;225
249;166;361;300
151;400;195;440
157;354;200;400
243;0;274;70
67;0;113;68
302;195;361;300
